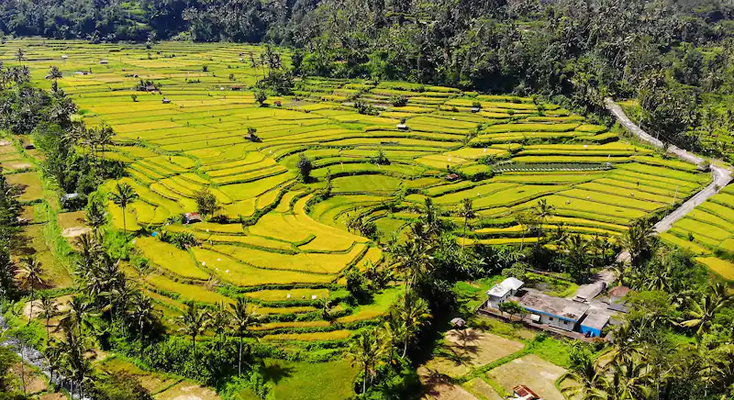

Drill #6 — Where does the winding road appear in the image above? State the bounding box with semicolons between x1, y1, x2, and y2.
604;98;733;236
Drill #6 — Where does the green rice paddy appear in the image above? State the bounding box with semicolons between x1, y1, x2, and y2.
0;38;719;346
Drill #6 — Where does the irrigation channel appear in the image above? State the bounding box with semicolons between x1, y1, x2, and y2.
0;307;92;399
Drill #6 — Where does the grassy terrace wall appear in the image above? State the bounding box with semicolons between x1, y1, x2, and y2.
0;39;714;346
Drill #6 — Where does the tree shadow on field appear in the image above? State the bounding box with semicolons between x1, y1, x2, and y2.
262;363;294;384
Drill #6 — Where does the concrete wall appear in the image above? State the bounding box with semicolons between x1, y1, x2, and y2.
487;289;517;309
537;313;575;332
580;325;602;337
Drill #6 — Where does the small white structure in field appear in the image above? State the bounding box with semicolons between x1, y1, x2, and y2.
485;277;524;309
396;123;408;130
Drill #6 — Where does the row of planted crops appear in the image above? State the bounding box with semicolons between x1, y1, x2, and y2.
0;38;726;349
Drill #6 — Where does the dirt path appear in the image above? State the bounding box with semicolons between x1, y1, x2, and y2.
604;98;733;235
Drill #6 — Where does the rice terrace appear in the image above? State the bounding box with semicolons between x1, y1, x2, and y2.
1;34;734;400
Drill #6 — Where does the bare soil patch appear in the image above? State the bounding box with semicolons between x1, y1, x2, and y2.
11;362;48;394
486;354;567;400
464;378;502;400
156;381;221;400
421;329;524;377
62;226;92;238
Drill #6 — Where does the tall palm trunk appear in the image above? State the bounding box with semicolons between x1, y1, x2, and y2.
121;206;127;233
192;334;197;366
238;335;243;376
27;290;34;326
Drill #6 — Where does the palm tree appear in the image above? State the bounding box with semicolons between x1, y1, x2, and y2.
562;234;591;281
620;219;657;266
393;238;433;296
348;328;383;395
560;352;606;399
128;292;157;341
109;182;138;233
381;319;407;364
178;302;211;367
39;293;58;344
48;65;63;80
513;210;538;251
606;323;641;365
532;199;555;241
680;283;732;335
97;125;114;163
318;296;333;321
396;291;431;358
231;296;257;376
598;359;653;400
17;256;44;325
84;199;107;238
15;48;25;65
210;301;231;347
457;197;476;250
59;295;96;338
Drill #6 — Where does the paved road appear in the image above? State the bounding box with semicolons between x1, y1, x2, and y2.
604;98;733;234
571;100;734;295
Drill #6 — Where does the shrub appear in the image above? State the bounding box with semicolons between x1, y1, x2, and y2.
254;90;267;106
354;100;379;116
194;187;220;219
297;153;313;182
390;94;408;107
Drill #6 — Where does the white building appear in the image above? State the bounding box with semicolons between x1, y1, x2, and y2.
485;277;524;309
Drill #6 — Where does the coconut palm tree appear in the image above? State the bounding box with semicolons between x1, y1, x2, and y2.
457;197;476;250
231;296;257;376
620;219;657;266
396;291;431;358
532;198;555;241
606;323;641;365
178;302;211;367
128;292;157;341
348;327;383;395
381;319;407;364
39;293;58;343
680;283;732;335
210;301;231;348
109;182;138;233
97;125;114;163
48;65;62;80
59;295;96;338
17;256;44;325
598;359;653;400
15;48;25;65
560;352;606;399
393;237;433;296
84;199;107;238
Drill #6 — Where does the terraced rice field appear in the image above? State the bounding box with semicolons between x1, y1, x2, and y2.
663;183;734;281
0;39;714;344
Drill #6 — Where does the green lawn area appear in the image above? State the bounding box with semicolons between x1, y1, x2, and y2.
259;359;358;400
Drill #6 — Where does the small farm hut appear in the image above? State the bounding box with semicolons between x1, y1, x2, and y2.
184;212;203;224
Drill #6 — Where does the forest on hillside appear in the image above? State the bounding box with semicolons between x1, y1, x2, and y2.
3;0;734;159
